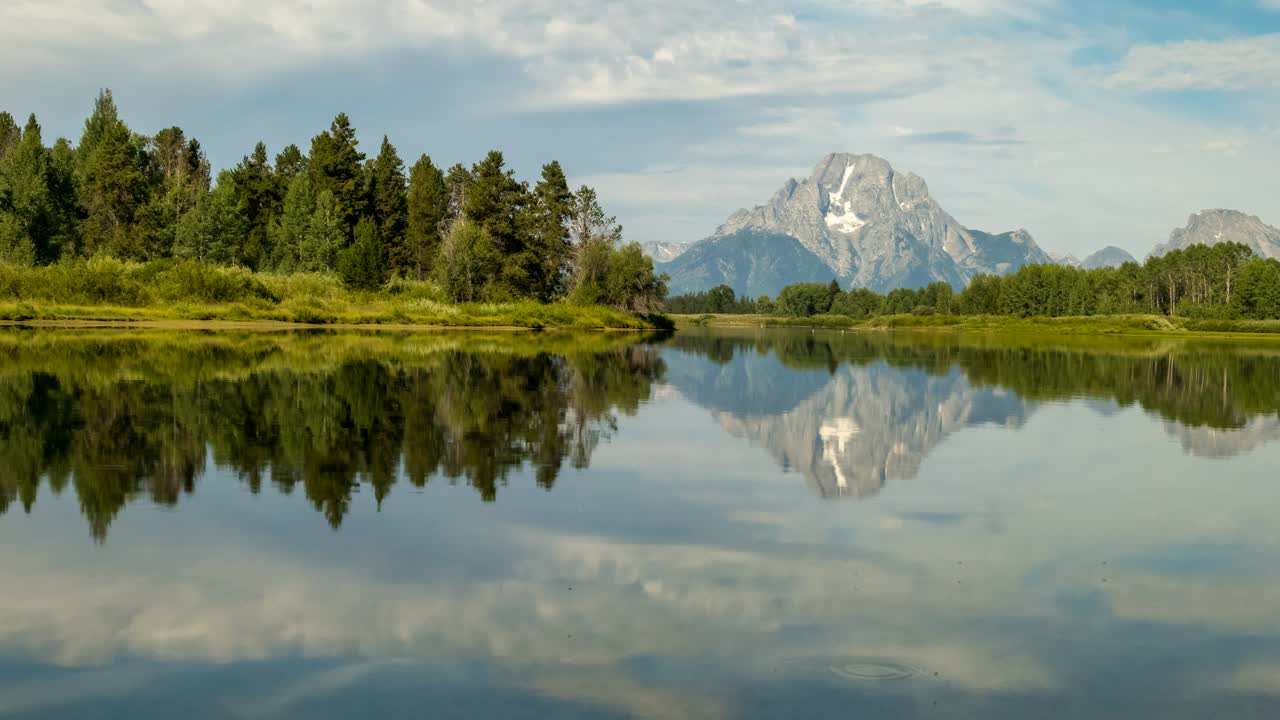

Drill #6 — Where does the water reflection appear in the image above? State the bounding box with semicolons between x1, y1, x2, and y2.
0;330;665;539
665;329;1280;497
2;328;1280;718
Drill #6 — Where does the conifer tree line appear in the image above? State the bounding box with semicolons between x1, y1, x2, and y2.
668;242;1280;321
0;91;667;310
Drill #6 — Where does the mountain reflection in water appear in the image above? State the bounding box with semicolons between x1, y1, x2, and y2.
2;328;1279;538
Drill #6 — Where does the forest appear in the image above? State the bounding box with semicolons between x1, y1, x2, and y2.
0;91;667;315
666;241;1280;321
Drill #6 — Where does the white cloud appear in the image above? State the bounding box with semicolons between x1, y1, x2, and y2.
1102;34;1280;91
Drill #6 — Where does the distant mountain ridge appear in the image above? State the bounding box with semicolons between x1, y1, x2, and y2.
659;153;1053;297
1151;209;1280;260
639;241;692;263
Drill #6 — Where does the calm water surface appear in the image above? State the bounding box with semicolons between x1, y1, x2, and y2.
1;327;1279;718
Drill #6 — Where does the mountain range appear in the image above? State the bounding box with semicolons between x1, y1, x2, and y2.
1151;209;1280;260
646;153;1278;297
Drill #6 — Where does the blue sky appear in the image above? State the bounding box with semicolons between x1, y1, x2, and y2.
2;0;1278;257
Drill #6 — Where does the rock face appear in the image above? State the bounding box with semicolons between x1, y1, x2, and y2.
659;153;1053;296
656;230;836;299
1081;246;1137;269
1151;210;1280;260
1051;252;1082;268
639;241;692;263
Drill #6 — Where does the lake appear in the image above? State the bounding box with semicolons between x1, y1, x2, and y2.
1;327;1279;719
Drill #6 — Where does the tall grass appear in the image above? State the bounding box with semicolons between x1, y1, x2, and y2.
0;259;665;329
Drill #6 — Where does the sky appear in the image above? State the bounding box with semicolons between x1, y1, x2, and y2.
2;0;1279;259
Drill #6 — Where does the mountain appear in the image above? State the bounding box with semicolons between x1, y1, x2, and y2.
639;241;692;263
1051;252;1082;268
1081;246;1137;269
657;229;836;299
1151;209;1280;260
659;153;1053;296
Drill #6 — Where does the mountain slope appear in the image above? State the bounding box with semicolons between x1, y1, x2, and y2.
1151;209;1280;260
639;241;692;263
659;229;834;298
669;153;1051;295
1081;246;1137;269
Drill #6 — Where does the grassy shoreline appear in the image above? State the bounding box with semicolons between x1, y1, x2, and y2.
0;300;667;330
0;259;668;330
674;312;1280;338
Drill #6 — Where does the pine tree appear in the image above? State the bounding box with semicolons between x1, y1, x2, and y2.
46;138;80;259
337;217;385;289
0;115;52;264
367;136;408;276
405;155;448;280
300;189;343;272
0;112;20;162
173;182;241;264
274;144;307;179
269;173;316;272
465;151;531;296
524;161;573;301
307;113;365;239
78;95;145;258
229;141;277;268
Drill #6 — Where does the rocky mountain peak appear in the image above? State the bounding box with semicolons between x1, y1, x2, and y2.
664;152;1054;297
1152;209;1280;260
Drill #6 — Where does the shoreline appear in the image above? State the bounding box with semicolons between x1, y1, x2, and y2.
672;313;1280;340
0;301;670;332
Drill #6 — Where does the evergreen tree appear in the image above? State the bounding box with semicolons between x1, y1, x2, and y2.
78;100;145;257
337;217;385;289
274;144;307;179
300;189;343;272
269;173;316;272
0;115;51;264
523;161;573;301
464;152;528;294
367;136;408;276
405;154;447;280
307;113;365;238
0;112;20;162
173;181;241;264
229;141;277;268
45;138;80;260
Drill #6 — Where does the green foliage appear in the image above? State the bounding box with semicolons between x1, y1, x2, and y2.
337;217;385;290
0;90;676;320
173;182;242;264
368;136;408;276
300;190;344;272
268;173;315;272
777;282;833;317
665;284;759;314
405;155;447;280
435;219;498;302
307;113;365;237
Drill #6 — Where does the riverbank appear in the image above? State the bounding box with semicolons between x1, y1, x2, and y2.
674;313;1280;337
0;300;667;330
0;259;669;330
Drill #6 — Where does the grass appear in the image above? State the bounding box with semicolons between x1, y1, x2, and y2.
0;258;668;330
673;312;1280;337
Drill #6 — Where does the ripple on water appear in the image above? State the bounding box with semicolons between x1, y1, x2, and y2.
827;658;921;683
